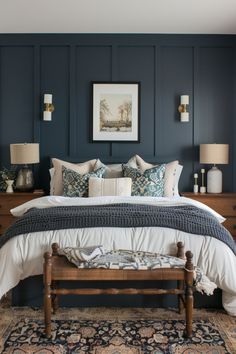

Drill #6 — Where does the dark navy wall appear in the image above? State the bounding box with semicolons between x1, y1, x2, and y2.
0;34;235;193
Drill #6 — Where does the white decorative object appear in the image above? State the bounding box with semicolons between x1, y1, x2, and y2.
200;186;206;193
200;144;229;194
180;95;189;105
44;94;52;104
178;95;189;122
180;112;189;122
207;167;222;193
43;93;54;121
193;173;198;193
43;111;52;121
6;179;14;193
200;168;206;194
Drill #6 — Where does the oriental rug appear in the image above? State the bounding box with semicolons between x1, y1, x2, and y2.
0;307;235;353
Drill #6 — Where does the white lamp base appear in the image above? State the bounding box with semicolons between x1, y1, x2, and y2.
207;166;222;193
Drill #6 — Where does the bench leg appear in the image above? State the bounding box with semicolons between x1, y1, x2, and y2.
44;252;52;338
185;283;193;338
52;281;59;314
44;289;52;338
184;250;194;338
178;280;184;314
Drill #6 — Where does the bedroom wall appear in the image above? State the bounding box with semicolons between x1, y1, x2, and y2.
0;34;235;193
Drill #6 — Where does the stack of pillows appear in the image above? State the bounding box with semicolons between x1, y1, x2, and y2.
50;155;183;198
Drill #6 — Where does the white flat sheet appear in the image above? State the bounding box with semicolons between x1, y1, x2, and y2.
0;196;235;315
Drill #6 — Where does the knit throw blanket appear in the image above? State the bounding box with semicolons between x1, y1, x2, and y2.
1;203;235;254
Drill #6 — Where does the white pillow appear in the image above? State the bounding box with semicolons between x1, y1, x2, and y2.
174;164;183;196
127;155;181;197
51;158;97;196
89;177;132;197
94;160;123;178
49;168;55;195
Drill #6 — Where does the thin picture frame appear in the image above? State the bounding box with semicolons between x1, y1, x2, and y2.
91;82;140;142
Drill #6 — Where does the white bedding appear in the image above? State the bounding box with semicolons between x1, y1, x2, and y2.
0;195;236;315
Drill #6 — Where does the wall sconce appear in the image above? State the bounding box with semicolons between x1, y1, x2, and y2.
178;95;189;122
43;94;54;121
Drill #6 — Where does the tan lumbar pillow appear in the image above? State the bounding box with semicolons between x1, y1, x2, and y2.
89;177;132;197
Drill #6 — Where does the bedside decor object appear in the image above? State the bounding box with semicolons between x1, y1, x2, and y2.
92;82;140;142
0;167;16;192
200;144;229;194
178;95;189;122
193;173;198;193
200;169;206;194
5;180;14;193
43;94;54;121
10;143;40;191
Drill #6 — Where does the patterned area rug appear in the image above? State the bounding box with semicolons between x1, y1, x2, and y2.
0;307;235;353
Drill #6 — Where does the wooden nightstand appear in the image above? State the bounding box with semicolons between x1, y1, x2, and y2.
182;192;236;241
0;190;44;235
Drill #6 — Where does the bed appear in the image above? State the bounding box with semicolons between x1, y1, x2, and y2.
0;155;236;315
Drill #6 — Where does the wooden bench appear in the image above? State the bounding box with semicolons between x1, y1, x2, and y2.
43;242;194;338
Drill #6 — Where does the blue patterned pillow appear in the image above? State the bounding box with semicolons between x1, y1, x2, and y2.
122;164;166;197
62;166;106;197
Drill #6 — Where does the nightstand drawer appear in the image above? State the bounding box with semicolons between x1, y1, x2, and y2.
223;218;236;238
182;193;236;217
0;196;35;214
0;190;44;234
198;197;236;217
0;191;44;214
0;215;15;235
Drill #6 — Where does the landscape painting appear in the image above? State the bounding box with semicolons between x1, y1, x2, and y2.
92;82;140;142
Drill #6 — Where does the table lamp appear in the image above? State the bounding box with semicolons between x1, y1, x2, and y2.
10;143;39;191
199;144;229;193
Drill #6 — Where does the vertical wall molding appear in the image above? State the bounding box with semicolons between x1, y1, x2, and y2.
233;46;236;192
33;45;41;143
154;45;160;157
69;45;77;157
193;46;199;174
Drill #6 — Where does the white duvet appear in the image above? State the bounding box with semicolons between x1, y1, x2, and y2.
0;195;236;315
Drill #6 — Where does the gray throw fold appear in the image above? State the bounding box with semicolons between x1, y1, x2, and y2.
1;203;235;255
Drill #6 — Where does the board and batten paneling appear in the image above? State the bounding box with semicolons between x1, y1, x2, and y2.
75;46;112;159
39;46;70;189
194;47;234;192
157;46;194;191
0;46;34;165
0;34;235;193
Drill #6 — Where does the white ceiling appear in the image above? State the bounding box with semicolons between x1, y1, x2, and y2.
0;0;236;34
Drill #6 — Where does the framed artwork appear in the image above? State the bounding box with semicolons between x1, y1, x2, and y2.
92;82;140;142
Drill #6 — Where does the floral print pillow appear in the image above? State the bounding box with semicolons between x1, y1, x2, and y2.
62;166;106;197
122;164;166;197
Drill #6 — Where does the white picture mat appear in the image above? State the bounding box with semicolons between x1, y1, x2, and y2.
92;83;139;141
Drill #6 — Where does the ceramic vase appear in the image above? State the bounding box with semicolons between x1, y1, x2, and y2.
6;179;14;193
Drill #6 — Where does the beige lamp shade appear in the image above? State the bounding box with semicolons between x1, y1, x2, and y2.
10;143;40;165
200;144;229;165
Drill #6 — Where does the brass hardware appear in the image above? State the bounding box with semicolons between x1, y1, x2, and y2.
44;103;54;113
178;104;187;113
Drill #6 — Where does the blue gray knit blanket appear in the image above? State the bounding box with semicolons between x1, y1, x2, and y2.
1;203;235;255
